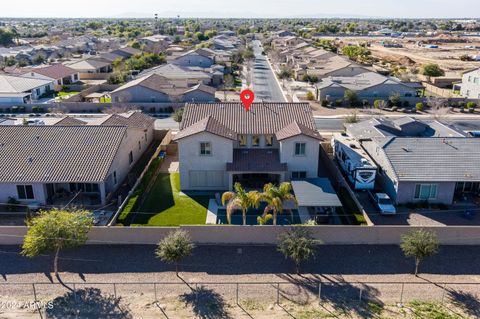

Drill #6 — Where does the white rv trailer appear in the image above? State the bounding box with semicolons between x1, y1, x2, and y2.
331;133;377;190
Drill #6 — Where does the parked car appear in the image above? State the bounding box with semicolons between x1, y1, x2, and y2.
372;193;396;215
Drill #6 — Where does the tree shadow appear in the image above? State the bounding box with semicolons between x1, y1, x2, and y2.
447;289;480;318
277;273;384;318
179;285;232;319
45;287;132;319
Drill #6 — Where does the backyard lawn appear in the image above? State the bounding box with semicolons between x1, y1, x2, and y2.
127;173;210;226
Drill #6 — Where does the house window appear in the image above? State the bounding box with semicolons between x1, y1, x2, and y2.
144;132;148;142
17;185;34;200
291;171;307;179
265;135;274;147
414;184;437;200
252;135;260;147
200;142;212;155
36;88;41;96
129;151;134;164
294;142;306;156
239;135;247;147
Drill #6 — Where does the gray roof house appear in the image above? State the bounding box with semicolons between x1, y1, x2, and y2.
0;74;54;104
172;48;216;68
361;137;480;205
110;74;216;103
138;64;213;86
346;117;474;205
0;112;156;208
316;72;419;101
173;103;322;191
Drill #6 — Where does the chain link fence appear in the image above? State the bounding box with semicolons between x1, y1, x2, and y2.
0;280;478;317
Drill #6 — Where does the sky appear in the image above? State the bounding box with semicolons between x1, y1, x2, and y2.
2;0;480;19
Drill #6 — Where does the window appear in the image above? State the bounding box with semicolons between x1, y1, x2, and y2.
144;132;148;142
291;171;307;179
239;135;247;147
138;141;141;150
17;185;34;200
294;142;306;156
200;142;212;155
414;184;437;200
252;135;260;147
36;88;40;96
129;151;133;164
265;135;274;147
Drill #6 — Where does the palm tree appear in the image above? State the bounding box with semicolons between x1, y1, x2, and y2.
221;182;261;225
261;182;297;226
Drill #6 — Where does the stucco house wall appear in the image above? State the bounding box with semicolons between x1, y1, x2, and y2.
111;86;170;103
173;54;214;68
279;135;319;180
178;132;233;191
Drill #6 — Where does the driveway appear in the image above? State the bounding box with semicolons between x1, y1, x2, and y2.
251;40;286;102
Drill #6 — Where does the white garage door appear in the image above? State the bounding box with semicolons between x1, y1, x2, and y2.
189;171;225;188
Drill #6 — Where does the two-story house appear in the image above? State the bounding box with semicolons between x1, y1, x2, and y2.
173;103;322;191
459;68;480;99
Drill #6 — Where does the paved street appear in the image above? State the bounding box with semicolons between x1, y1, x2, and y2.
250;40;286;102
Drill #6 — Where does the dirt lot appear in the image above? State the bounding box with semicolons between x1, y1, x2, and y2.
326;35;480;75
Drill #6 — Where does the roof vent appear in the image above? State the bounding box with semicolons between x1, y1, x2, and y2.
27;157;33;163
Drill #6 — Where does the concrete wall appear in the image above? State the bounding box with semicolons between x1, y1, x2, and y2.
279;135;319;180
2;225;480;245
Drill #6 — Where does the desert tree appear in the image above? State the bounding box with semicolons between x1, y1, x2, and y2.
400;229;439;276
278;227;318;274
156;230;195;276
22;209;93;285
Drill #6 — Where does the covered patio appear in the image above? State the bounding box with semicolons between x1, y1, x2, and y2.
291;178;343;224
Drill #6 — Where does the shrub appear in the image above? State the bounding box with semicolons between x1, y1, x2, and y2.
389;92;401;107
403;101;410;108
373;100;385;109
467;102;477;109
321;99;329;107
420;63;445;77
335;99;343;107
306;91;315;101
415;102;424;111
362;99;369;107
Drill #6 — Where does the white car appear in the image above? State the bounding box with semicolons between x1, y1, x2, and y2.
373;193;397;215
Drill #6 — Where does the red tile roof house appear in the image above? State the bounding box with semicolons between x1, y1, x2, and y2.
173;102;323;191
21;64;80;86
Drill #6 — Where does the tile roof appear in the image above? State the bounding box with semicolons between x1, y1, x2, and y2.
0;126;127;183
96;111;155;130
275;121;323;141
54;117;87;126
0;75;52;94
227;149;287;172
180;103;317;135
174;116;236;141
29;64;77;80
368;137;480;182
138;63;212;80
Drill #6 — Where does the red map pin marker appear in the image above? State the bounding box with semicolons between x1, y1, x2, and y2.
240;89;255;112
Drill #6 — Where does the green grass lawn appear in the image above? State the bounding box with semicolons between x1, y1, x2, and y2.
127;173;210;226
57;91;80;97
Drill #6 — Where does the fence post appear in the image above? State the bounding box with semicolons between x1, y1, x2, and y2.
276;283;280;305
195;284;198;303
318;282;322;303
73;283;77;303
441;283;447;304
236;283;239;305
113;283;117;298
154;283;157;302
399;282;405;305
359;288;363;302
32;283;37;302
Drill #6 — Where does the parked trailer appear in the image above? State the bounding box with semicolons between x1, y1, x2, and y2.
331;133;377;190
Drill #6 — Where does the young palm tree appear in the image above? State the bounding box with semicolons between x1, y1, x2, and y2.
262;182;297;225
221;182;261;225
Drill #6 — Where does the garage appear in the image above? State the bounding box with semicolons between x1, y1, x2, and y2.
189;170;226;189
